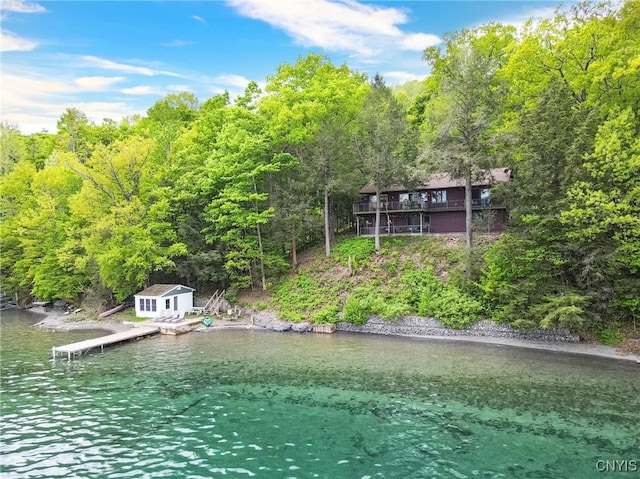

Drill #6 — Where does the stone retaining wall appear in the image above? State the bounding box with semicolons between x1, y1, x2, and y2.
251;311;579;342
336;316;579;342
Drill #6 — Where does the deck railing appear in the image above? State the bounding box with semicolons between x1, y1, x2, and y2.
353;199;500;214
359;225;430;236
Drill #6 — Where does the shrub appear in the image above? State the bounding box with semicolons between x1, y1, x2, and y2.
343;295;368;325
531;293;589;329
600;326;624;345
313;305;340;324
419;286;483;329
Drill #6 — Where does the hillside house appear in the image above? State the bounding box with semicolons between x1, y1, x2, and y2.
353;168;510;236
134;284;195;319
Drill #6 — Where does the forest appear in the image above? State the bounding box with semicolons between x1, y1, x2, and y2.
1;1;638;338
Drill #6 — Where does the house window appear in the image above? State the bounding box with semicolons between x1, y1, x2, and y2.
145;298;150;311
173;296;178;311
139;298;145;311
165;298;171;310
151;299;157;312
431;190;447;204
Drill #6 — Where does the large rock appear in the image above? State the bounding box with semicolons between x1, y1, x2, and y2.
251;311;293;332
290;321;312;333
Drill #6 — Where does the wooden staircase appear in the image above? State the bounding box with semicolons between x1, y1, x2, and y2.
203;289;226;315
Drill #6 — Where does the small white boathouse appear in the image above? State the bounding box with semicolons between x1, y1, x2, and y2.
134;284;195;319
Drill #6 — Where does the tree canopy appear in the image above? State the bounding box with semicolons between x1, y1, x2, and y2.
1;1;637;338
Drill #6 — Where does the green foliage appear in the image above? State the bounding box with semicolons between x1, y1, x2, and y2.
419;285;483;329
342;295;368;325
313;305;340;324
271;274;339;322
332;237;375;268
531;293;590;329
600;325;625;345
2;3;638;340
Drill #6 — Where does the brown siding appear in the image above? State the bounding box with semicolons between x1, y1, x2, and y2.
445;187;465;201
430;211;466;233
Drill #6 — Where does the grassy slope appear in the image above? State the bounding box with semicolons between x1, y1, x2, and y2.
238;235;498;325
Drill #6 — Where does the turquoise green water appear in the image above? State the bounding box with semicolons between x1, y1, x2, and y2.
1;310;638;478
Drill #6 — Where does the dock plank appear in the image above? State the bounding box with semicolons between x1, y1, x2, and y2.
52;326;159;360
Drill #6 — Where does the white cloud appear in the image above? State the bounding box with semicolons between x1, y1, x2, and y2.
79;55;184;78
120;85;166;95
192;15;206;24
486;6;558;31
161;40;196;47
74;76;125;90
166;84;192;92
226;0;441;57
382;71;424;85
0;0;46;14
0;29;38;51
0;71;145;133
68;101;141;126
211;73;252;88
399;33;441;52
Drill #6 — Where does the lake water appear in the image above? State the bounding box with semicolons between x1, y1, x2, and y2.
1;309;638;478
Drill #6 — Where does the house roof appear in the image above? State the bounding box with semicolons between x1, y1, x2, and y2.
135;284;195;297
359;168;511;194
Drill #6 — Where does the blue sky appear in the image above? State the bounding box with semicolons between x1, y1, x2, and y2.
1;0;570;134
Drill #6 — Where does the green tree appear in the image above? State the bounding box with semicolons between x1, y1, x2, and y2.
68;137;186;302
0;122;26;175
10;165;84;300
353;74;413;253
0;161;37;299
136;93;199;166
561;107;640;320
421;24;515;251
260;54;368;257
56;108;90;159
170;93;231;288
201;106;293;290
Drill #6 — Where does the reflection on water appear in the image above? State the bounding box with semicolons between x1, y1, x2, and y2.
1;309;638;478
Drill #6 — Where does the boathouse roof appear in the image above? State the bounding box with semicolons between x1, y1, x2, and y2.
135;284;195;297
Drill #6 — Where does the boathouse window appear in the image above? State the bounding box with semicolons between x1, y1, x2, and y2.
151;299;156;312
145;298;150;311
173;296;178;311
165;298;171;310
139;298;144;311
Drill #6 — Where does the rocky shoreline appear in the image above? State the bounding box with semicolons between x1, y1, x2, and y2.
25;307;640;363
251;311;640;362
335;316;580;342
29;307;132;333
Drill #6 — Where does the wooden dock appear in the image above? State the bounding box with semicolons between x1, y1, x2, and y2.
52;326;159;360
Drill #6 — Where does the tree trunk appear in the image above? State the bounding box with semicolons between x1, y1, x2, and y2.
465;170;473;250
374;184;381;253
324;185;331;256
291;236;298;270
253;178;267;291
